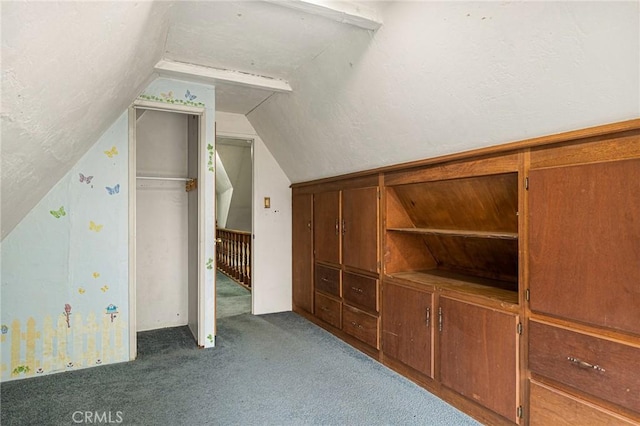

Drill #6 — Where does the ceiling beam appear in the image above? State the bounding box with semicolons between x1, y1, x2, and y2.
264;0;382;31
154;60;293;93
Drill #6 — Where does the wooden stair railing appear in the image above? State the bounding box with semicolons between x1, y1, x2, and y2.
216;228;251;289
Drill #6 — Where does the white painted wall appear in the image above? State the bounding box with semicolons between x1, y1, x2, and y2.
216;111;292;315
248;1;640;183
135;111;190;332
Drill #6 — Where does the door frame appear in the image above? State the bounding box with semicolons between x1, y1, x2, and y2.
215;133;255;315
128;100;207;359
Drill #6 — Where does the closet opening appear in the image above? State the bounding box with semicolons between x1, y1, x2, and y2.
128;104;208;358
215;137;253;319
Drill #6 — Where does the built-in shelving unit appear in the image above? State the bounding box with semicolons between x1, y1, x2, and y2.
384;172;519;300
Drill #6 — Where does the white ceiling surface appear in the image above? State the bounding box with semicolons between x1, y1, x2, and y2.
248;1;640;183
2;1;639;239
1;1;172;239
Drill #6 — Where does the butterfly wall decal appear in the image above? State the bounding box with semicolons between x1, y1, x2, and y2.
185;90;197;101
78;287;86;294
104;146;118;158
50;206;66;219
79;173;94;184
161;91;173;100
105;184;120;195
89;221;103;232
93;272;100;279
101;285;109;293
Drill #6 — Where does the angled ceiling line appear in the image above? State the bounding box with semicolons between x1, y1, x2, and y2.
154;59;293;93
263;0;383;31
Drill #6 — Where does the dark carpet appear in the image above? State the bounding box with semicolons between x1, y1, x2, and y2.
0;312;480;425
216;271;251;319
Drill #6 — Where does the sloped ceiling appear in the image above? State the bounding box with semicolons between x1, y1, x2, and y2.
2;1;639;238
248;1;640;183
1;1;172;239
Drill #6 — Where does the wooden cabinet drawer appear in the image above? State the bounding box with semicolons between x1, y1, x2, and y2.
342;305;379;349
343;272;378;313
314;292;341;329
315;264;341;297
530;380;637;426
529;321;640;413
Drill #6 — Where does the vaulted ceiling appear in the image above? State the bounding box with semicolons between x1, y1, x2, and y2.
2;1;638;239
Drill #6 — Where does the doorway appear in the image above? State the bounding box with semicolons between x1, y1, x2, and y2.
128;103;208;357
215;137;253;319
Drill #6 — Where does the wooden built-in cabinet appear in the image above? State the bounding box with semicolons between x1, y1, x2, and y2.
291;119;640;425
439;297;519;423
382;280;434;378
292;193;313;314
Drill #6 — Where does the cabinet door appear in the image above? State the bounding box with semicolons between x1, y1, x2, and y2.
439;297;519;423
343;187;379;272
292;193;313;313
528;159;640;335
314;191;341;265
382;282;433;378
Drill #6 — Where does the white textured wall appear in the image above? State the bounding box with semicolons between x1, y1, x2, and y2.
216;112;292;315
1;1;172;239
248;1;640;183
135;111;189;332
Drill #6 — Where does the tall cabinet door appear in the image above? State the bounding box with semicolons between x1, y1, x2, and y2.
314;191;341;265
382;281;433;378
343;187;379;272
292;193;313;314
528;159;640;335
439;297;519;423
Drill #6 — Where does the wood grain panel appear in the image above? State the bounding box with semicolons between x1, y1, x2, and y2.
382;281;433;378
424;235;518;284
292;193;313;313
342;305;379;348
391;173;518;233
314;264;341;297
383;232;437;274
343;272;378;313
530;133;640;169
529;380;637;426
314;292;341;329
528;159;640;335
313;190;341;265
529;321;640;413
439;297;519;423
385;153;519;186
343;186;379;273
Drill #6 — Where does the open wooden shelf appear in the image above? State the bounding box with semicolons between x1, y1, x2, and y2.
386;269;518;306
387;227;518;240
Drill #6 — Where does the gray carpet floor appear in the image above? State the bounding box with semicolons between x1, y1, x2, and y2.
1;312;480;426
216;271;251;319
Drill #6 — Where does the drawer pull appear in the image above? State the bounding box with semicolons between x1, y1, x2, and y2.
351;286;363;293
425;307;430;327
567;356;605;372
321;306;330;312
351;321;362;329
321;277;329;282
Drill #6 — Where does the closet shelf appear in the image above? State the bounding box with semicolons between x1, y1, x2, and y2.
386;227;518;240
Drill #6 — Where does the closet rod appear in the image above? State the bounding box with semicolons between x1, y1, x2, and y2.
136;176;192;182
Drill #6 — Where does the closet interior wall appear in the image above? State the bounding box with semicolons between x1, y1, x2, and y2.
135;110;197;335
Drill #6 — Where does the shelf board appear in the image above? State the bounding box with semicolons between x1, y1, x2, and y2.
387;227;518;240
386;270;519;307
